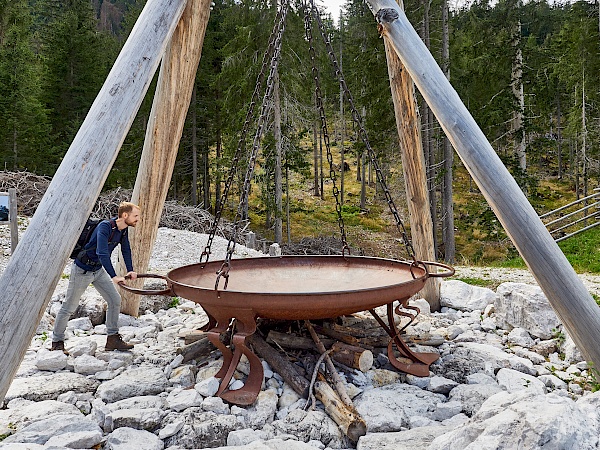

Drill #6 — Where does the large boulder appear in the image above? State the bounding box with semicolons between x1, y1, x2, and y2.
429;390;600;449
5;373;99;402
356;426;450;450
162;410;241;449
441;280;497;312
495;283;561;339
96;367;169;403
354;384;445;432
1;413;102;447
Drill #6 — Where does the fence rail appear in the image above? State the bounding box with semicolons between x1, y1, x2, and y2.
540;190;600;243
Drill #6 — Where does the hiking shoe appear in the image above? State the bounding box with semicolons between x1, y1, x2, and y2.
105;333;134;351
51;340;68;355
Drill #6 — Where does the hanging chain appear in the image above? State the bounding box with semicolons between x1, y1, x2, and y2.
215;0;290;290
200;5;287;265
309;0;416;261
303;1;349;255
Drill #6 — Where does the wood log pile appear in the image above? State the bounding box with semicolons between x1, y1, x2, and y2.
178;314;444;442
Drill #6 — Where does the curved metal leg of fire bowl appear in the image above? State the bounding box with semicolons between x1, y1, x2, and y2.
369;301;439;377
205;308;264;406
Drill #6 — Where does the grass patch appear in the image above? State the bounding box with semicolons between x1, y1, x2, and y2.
557;227;600;273
453;276;503;290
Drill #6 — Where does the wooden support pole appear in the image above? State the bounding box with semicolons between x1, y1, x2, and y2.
120;0;212;316
0;0;188;403
383;9;440;311
365;0;600;368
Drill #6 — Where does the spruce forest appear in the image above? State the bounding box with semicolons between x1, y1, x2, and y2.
1;0;599;267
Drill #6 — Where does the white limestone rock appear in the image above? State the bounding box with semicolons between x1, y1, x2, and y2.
507;327;535;348
440;280;497;312
0;400;80;432
355;426;450;450
1;413;102;446
169;364;197;388
202;396;231;415
430;390;600;449
432;400;463;422
96;367;169;403
167;389;203;412
427;376;459;394
278;383;301;409
72;354;108;375
538;375;567;390
195;377;220;397
268;409;346;449
104;427;164;450
4;373;99;403
511;346;546;365
448;383;503;417
162;411;240;448
105;408;164;432
67;316;93;332
35;348;67;371
495;282;561;339
67;339;98;357
227;428;267;446
354;384;444;432
495;367;546;394
562;331;585;364
245;389;278;428
211;439;321;450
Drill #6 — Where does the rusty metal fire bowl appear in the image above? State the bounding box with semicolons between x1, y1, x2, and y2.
120;255;453;405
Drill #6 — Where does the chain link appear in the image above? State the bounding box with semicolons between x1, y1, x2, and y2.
201;5;287;265
303;1;349;254
309;0;416;260
215;0;290;290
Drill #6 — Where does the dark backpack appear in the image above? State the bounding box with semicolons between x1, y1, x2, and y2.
69;218;120;259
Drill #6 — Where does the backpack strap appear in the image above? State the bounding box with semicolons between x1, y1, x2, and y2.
108;218;127;244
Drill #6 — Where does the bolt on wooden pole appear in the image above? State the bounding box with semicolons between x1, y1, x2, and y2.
365;0;600;368
0;0;188;403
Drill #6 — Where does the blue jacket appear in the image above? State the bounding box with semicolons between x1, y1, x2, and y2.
75;219;133;277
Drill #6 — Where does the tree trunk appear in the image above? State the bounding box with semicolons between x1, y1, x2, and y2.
441;0;455;263
120;0;212;316
557;92;562;179
511;18;526;171
313;96;320;197
203;139;210;210
360;152;366;211
366;0;600;372
0;0;189;403
320;126;325;200
339;20;345;207
191;85;198;206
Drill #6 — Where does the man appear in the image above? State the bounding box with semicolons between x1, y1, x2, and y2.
51;201;141;353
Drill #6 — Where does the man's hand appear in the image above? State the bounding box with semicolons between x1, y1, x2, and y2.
112;276;126;284
125;271;138;280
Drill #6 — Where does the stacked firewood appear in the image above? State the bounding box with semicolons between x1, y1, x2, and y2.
177;315;444;442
